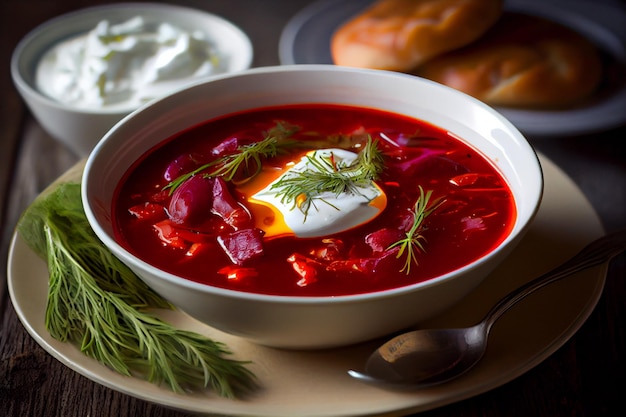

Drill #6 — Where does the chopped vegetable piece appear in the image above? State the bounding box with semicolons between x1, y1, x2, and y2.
327;247;399;276
186;242;206;257
128;202;166;221
164;153;203;181
168;174;215;226
217;228;265;265
211;177;253;229
218;265;259;281
365;228;405;252
153;220;188;249
287;253;321;287
211;136;246;156
309;238;345;262
153;219;214;248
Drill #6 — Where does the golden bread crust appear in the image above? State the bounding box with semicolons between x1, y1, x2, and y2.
331;0;504;71
415;13;603;108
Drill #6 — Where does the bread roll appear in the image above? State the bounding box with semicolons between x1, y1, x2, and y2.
415;13;603;108
331;0;504;72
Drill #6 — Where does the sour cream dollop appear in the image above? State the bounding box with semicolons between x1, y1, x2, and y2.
248;149;387;238
35;16;224;110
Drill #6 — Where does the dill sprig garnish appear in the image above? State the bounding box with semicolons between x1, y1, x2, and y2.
351;135;386;180
165;121;302;193
18;182;257;397
387;186;445;274
270;136;385;219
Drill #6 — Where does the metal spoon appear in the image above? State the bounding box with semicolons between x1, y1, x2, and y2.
348;230;626;389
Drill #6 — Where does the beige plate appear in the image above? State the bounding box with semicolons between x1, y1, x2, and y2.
8;154;606;417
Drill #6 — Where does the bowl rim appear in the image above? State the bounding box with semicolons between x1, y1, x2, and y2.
10;2;254;116
82;64;544;305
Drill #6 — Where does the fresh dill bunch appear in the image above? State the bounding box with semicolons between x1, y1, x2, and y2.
18;182;257;397
270;136;385;218
387;186;445;274
165;121;302;193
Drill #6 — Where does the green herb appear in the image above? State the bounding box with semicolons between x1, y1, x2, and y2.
165;121;302;193
18;182;256;397
270;136;385;219
387;186;444;274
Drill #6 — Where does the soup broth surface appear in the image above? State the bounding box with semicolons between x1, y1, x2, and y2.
113;104;516;296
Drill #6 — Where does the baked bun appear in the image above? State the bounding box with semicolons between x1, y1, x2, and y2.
415;13;603;108
331;0;504;72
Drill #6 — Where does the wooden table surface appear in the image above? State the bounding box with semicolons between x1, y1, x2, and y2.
1;1;624;416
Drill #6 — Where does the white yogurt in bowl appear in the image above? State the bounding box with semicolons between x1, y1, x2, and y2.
12;3;253;155
36;16;227;111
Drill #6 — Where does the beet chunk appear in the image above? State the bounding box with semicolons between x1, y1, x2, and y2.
217;228;265;265
365;228;405;252
211;136;240;156
287;253;321;287
128;202;166;221
164;153;202;181
211;133;260;157
327;247;400;276
211;177;253;229
168;175;214;226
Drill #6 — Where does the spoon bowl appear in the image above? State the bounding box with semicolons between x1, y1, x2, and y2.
349;230;626;389
350;324;487;388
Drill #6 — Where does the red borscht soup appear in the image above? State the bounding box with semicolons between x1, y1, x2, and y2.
113;104;516;296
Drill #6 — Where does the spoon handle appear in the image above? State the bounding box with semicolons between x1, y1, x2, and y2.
483;230;626;331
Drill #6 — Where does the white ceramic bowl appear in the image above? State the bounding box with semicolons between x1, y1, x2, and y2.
82;65;543;349
11;3;253;156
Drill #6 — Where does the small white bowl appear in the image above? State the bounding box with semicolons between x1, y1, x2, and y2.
11;3;253;156
82;65;543;349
